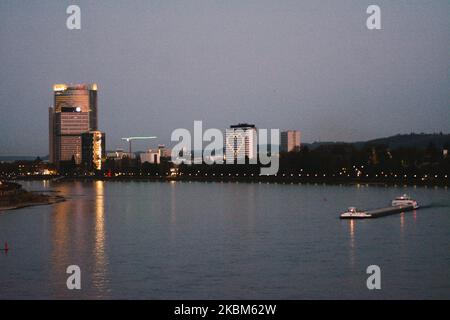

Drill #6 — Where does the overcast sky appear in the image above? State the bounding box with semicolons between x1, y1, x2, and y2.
1;0;449;156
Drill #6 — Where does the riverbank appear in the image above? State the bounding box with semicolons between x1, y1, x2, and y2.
0;195;65;212
0;181;65;212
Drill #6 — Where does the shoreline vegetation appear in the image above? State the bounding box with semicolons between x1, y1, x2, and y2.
0;181;65;212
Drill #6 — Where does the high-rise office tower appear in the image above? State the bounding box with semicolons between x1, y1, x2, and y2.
225;123;257;162
81;131;105;171
49;83;98;166
280;130;301;153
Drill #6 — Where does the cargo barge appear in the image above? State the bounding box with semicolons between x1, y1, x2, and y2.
340;194;419;219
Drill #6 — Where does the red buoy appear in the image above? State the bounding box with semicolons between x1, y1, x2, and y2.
4;242;8;251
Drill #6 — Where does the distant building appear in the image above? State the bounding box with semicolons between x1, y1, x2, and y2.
280;130;301;153
107;149;123;159
140;150;160;164
157;145;172;158
81;131;105;170
49;83;98;166
225;123;257;161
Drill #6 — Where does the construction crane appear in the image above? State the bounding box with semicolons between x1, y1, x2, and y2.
121;136;157;156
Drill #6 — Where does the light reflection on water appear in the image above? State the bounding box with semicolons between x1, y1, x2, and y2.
0;180;449;299
45;181;109;298
92;181;108;294
348;219;356;270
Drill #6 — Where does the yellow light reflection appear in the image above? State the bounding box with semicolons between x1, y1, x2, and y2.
349;220;355;247
170;181;176;224
400;212;405;234
93;180;108;292
348;219;356;269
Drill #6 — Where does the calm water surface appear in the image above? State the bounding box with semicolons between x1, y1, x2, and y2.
0;180;449;299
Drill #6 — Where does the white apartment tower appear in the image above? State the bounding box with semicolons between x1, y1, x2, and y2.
225;123;257;162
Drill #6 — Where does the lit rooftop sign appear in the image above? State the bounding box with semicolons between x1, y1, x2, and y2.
53;84;67;92
53;83;97;91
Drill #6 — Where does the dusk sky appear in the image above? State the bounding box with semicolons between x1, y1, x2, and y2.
1;0;449;156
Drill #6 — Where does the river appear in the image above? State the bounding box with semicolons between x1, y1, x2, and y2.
0;180;449;299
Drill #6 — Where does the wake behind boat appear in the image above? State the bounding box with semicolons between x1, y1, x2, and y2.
340;194;419;219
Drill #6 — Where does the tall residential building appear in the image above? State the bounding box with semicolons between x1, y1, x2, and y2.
280;130;301;152
49;83;98;166
225;123;257;161
81;131;105;171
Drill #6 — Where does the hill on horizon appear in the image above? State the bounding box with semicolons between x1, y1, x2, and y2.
306;133;450;150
